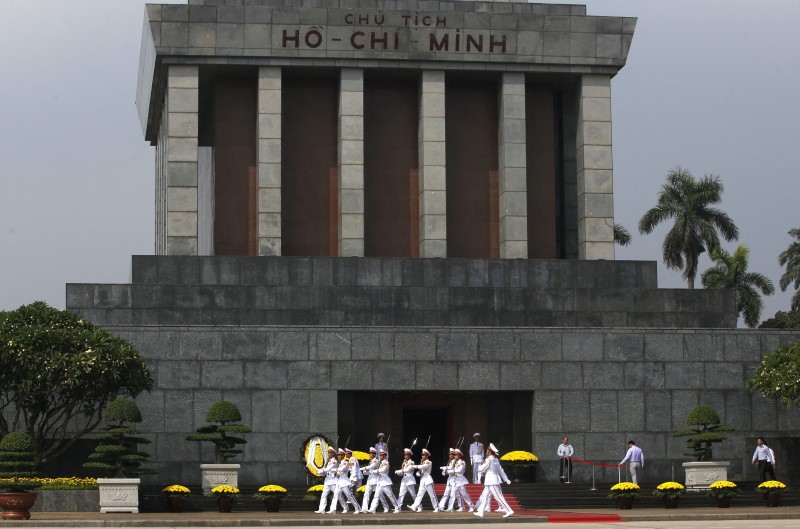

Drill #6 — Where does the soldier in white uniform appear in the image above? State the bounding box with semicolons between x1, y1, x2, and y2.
407;448;439;512
375;433;388;458
367;449;400;513
314;446;339;514
361;447;388;512
327;448;360;514
347;448;364;488
438;448;459;511
469;433;484;483
449;448;474;512
394;447;417;508
474;443;513;518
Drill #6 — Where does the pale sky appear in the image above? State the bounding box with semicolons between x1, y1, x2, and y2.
1;0;798;326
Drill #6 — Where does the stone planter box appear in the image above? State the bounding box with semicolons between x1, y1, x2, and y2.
30;490;99;512
97;478;140;513
200;464;240;495
683;461;730;489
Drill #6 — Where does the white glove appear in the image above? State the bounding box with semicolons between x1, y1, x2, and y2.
505;479;511;485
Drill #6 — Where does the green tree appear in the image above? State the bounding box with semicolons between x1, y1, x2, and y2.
673;405;734;461
778;228;800;312
186;401;251;464
638;167;739;289
701;245;775;327
759;310;800;329
613;223;632;246
0;302;154;466
84;398;155;478
748;342;800;407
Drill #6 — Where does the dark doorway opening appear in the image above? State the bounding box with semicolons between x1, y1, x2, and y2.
403;407;450;467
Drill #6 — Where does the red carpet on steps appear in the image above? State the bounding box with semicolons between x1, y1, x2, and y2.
432;484;621;523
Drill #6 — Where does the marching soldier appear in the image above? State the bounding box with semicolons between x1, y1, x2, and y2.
361;447;388;512
474;443;513;518
469;433;484;483
449;448;474;512
394;447;417;508
367;449;400;513
328;448;360;514
438;448;459;511
407;448;438;512
314;446;339;514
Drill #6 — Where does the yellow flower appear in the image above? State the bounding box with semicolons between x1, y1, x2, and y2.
610;482;640;491
709;480;737;489
211;485;240;495
162;484;190;494
758;480;786;490
307;484;324;492
356;485;366;494
656;482;685;491
258;484;287;494
499;450;539;462
352;450;371;462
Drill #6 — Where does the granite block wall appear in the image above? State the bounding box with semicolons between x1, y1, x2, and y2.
96;324;800;486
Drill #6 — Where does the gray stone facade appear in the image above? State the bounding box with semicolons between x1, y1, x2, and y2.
65;256;800;485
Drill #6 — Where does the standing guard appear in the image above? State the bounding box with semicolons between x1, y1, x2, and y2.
314;446;339;514
408;448;439;512
469;433;484;483
394;447;417;508
375;433;388;457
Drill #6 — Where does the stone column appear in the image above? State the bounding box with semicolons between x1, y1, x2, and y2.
418;70;447;258
576;74;614;260
257;67;282;256
165;65;199;255
498;73;528;259
338;69;365;256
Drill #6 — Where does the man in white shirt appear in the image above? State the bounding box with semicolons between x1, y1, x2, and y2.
619;440;644;484
557;436;574;483
751;437;776;482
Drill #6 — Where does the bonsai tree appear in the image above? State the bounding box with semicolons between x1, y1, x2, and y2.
673;404;734;461
0;302;153;466
186;401;251;464
0;432;40;492
83;398;156;478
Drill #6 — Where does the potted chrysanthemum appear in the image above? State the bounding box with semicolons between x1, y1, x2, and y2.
162;485;190;513
255;484;287;512
653;481;685;508
608;482;640;509
209;485;239;512
758;480;787;507
499;450;539;483
305;484;324;501
707;480;739;508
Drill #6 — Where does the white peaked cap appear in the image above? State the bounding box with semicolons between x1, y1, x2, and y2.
489;443;499;454
380;449;387;455
473;433;481;438
369;447;377;453
422;448;431;456
453;449;463;456
448;447;454;453
404;448;413;455
327;446;336;453
345;447;352;454
377;432;385;437
338;448;345;455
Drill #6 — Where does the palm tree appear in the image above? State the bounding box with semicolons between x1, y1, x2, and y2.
638;167;739;289
701;245;774;327
613;223;632;246
778;228;800;312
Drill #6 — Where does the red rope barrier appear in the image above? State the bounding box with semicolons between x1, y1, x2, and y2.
566;457;623;468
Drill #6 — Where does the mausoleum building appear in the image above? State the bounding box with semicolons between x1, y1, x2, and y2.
64;0;800;485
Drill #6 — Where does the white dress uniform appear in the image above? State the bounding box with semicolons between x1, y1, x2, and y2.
474;444;513;518
361;452;388;512
375;435;388;459
368;454;400;513
328;451;360;514
394;450;417;506
438;451;459;511
408;451;439;512
315;449;339;513
469;436;484;483
448;451;474;512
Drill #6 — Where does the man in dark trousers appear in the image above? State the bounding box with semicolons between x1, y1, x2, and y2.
751;437;776;482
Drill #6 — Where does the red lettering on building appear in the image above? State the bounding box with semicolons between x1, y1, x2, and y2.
429;33;448;51
350;31;365;49
282;29;300;48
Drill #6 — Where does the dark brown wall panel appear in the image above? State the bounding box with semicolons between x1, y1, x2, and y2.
526;85;559;259
445;76;498;258
364;74;419;257
281;73;339;256
213;76;257;256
